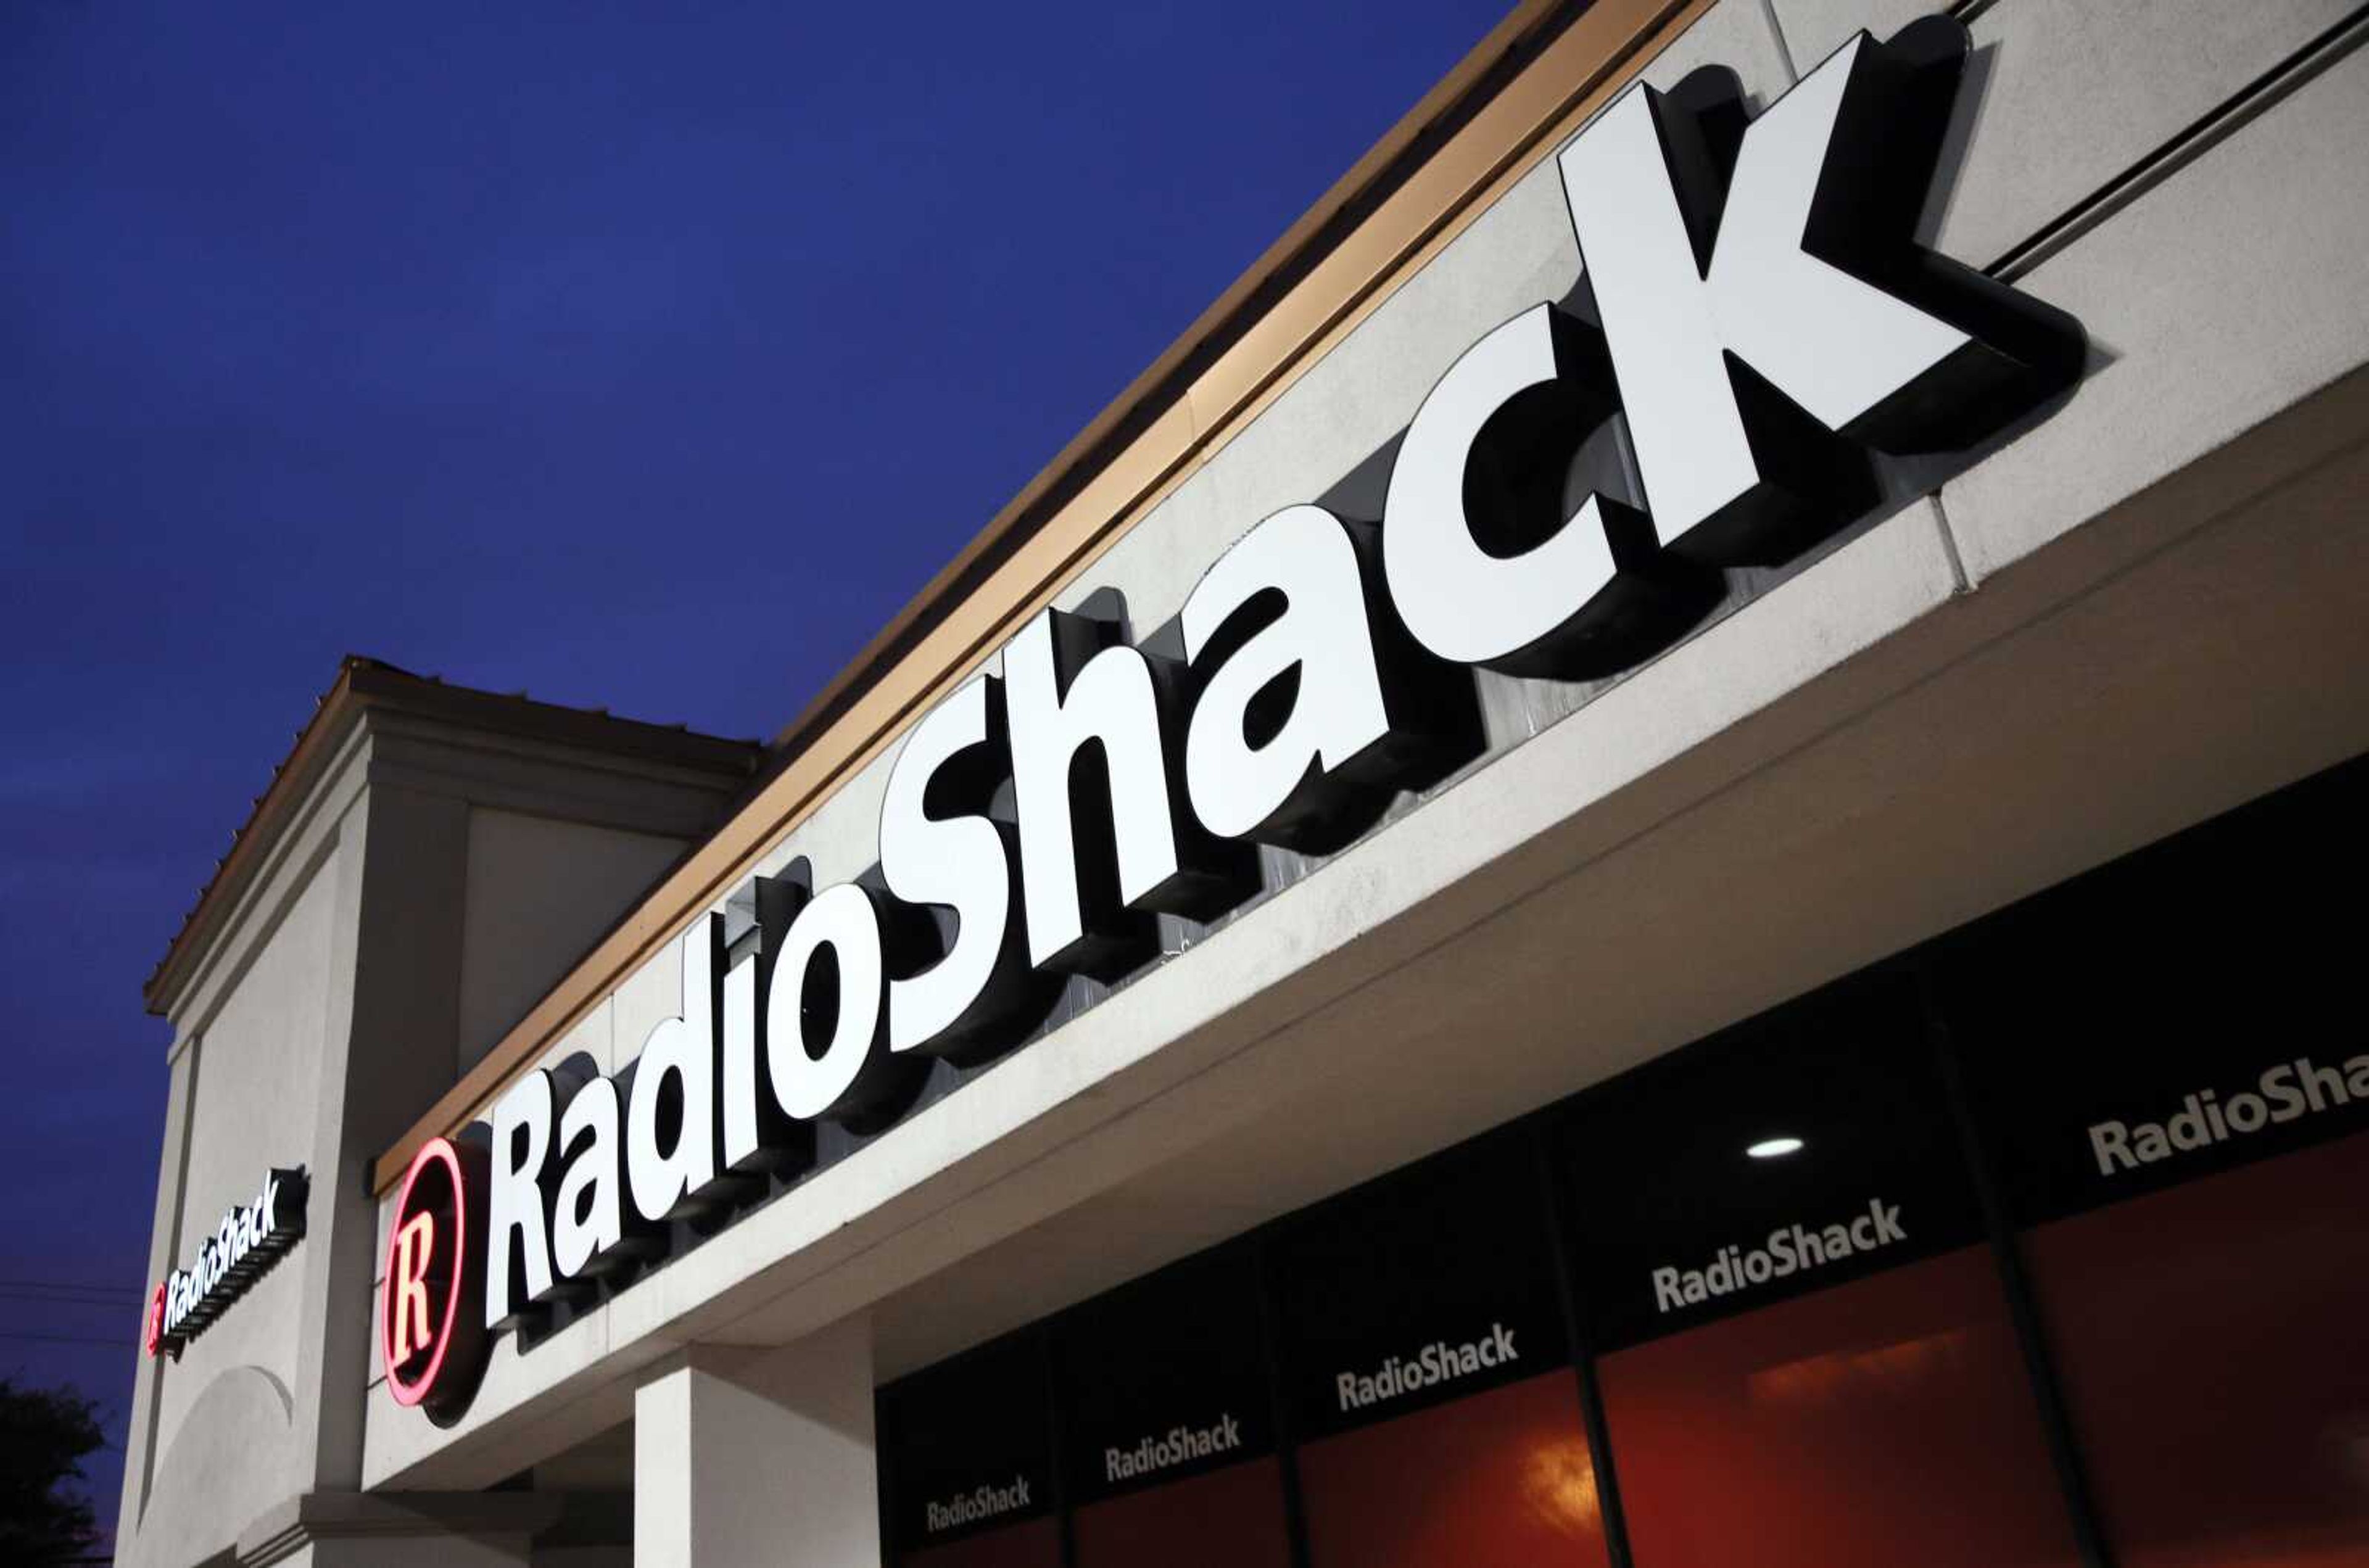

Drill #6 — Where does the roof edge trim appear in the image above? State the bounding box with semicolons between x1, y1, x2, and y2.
144;657;762;1018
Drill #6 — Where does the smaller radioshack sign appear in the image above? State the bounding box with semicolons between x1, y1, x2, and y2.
381;1136;492;1426
147;1168;307;1360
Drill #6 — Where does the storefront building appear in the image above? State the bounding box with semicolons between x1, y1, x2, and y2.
117;1;2369;1564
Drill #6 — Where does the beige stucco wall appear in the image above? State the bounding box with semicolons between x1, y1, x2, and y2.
120;716;748;1565
457;808;688;1073
134;845;345;1564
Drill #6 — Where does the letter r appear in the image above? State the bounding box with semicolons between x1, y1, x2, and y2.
389;1211;436;1368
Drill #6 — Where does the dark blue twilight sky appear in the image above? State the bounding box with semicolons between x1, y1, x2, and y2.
1;0;1505;1538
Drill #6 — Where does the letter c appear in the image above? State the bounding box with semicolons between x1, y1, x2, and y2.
1383;303;1685;676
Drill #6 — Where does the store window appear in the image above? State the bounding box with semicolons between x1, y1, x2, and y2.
1271;1132;1611;1568
1054;1248;1292;1568
1946;761;2369;1568
879;1330;1061;1568
874;754;2369;1568
1557;969;2082;1568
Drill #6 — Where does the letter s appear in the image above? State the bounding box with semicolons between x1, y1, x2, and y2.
2262;1064;2309;1123
880;674;1048;1060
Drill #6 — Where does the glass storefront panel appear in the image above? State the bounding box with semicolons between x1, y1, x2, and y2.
880;1331;1061;1568
1948;761;2369;1568
1056;1248;1293;1568
1558;972;2083;1568
1069;1459;1296;1568
1292;1371;1606;1568
877;754;2369;1568
903;1519;1063;1568
1273;1133;1613;1568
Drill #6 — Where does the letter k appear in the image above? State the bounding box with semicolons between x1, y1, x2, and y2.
1557;22;2080;566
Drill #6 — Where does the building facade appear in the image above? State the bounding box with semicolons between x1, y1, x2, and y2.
118;1;2369;1564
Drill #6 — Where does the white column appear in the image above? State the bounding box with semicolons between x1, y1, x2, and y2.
634;1314;880;1568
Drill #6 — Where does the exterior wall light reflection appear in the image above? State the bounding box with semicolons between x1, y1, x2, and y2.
1746;1136;1806;1160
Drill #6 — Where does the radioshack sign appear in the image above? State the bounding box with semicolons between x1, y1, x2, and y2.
147;1168;306;1360
382;23;2083;1422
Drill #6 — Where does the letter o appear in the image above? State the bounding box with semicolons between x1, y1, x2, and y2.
765;883;888;1122
2225;1091;2268;1133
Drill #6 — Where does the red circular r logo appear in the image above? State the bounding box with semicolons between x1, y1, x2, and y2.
382;1136;491;1426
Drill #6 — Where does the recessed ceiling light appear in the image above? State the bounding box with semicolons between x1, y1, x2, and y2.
1746;1136;1805;1160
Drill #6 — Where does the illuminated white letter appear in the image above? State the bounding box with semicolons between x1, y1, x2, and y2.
1383;304;1671;674
1006;608;1181;971
882;674;1036;1055
486;1072;553;1329
1182;506;1391;844
550;1076;623;1281
765;883;896;1123
1556;31;2059;561
625;917;722;1224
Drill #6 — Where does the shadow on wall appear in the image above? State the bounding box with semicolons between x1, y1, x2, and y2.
136;1364;294;1564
